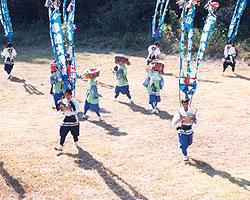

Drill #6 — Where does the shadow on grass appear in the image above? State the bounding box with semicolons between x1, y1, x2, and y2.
10;76;44;95
88;120;127;136
118;101;173;120
0;161;26;199
97;81;115;90
57;147;148;200
165;73;221;84
189;158;250;191
225;73;250;81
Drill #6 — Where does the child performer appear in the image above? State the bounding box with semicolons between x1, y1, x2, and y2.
143;63;164;114
82;68;103;121
114;56;133;103
1;43;17;79
172;99;197;162
55;89;80;151
50;61;64;107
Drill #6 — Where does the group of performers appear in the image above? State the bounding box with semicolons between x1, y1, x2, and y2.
50;40;240;161
51;44;198;162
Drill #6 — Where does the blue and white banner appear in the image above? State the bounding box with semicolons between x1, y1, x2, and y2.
228;0;247;40
195;11;216;73
184;4;195;72
49;7;69;90
63;0;67;23
66;0;77;90
0;0;13;42
178;1;216;101
152;0;170;40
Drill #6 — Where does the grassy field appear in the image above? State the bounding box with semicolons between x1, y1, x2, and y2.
0;46;249;200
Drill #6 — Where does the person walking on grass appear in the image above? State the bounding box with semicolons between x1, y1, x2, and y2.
147;41;161;65
113;56;133;103
55;89;80;151
50;60;64;107
143;63;164;114
222;40;237;76
172;99;197;162
82;68;103;121
1;42;17;79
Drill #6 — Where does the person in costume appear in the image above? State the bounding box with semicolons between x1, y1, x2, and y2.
172;99;197;162
55;89;80;151
50;61;64;107
222;40;237;76
143;63;164;114
1;43;17;79
147;41;161;65
114;56;133;103
82;68;103;121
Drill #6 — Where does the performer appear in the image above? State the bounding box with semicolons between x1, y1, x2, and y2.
55;89;80;151
147;41;161;65
143;63;164;114
82;68;103;121
50;61;64;106
114;56;133;103
1;43;17;79
222;40;237;76
172;99;197;161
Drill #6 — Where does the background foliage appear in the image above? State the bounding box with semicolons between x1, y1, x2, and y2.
0;0;249;56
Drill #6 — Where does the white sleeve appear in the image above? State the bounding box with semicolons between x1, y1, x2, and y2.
172;111;181;127
224;46;228;57
155;48;161;57
229;47;236;56
1;49;7;57
73;99;79;114
148;46;153;55
12;49;17;57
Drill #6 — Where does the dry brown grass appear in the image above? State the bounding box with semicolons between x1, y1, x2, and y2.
0;47;249;200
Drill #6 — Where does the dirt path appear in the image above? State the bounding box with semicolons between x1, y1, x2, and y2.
0;48;249;200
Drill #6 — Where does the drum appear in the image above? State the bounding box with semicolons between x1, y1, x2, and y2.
114;56;130;65
83;68;100;79
51;61;58;73
146;62;164;74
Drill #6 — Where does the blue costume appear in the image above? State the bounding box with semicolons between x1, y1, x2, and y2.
143;70;164;110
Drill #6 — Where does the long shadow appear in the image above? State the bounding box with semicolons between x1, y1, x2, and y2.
0;161;26;199
77;108;111;120
118;101;173;120
165;73;221;84
226;73;250;81
189;158;250;190
57;147;148;200
88;120;128;136
10;76;44;95
97;81;115;89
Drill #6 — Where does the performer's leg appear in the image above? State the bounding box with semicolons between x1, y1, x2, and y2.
151;102;156;109
126;92;132;100
223;62;229;73
59;126;70;146
178;133;188;156
4;64;12;76
53;93;62;106
70;125;80;142
187;134;193;147
95;111;101;117
126;85;132;100
83;101;90;115
231;62;236;73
